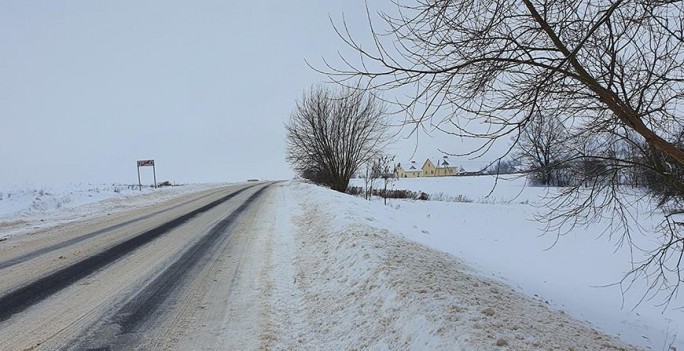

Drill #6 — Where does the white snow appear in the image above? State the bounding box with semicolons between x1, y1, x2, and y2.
3;177;682;349
347;176;683;350
0;183;228;239
262;180;680;350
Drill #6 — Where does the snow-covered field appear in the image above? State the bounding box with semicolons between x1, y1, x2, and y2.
0;183;228;239
348;176;683;350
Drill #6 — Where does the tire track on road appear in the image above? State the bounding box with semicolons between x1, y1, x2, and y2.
0;186;255;323
0;186;238;271
74;185;270;351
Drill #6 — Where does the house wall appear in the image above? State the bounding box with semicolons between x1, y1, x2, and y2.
395;160;459;178
395;166;422;178
404;171;420;178
443;167;457;176
422;160;437;177
395;166;405;178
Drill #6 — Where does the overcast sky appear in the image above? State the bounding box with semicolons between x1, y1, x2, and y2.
0;0;493;186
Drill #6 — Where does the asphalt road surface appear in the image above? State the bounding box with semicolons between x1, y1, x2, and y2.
0;182;275;350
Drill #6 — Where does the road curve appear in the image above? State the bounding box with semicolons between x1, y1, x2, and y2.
0;182;275;351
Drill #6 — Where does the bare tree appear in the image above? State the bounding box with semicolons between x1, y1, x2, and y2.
632;131;684;206
361;162;375;200
322;1;684;303
486;158;518;176
374;155;396;205
286;85;388;192
515;114;572;186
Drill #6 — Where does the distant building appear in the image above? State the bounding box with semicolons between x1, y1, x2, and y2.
394;156;459;178
394;160;423;178
435;158;458;176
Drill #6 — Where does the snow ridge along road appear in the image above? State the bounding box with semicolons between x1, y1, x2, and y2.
0;182;273;350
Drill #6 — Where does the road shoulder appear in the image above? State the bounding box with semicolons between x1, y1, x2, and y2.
262;181;641;350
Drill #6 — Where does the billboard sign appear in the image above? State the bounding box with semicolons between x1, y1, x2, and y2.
137;159;155;167
136;159;157;190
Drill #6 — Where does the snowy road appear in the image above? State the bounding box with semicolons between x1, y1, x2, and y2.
0;182;275;350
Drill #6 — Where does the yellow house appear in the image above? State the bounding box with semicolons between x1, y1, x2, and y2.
422;159;437;176
435;157;458;176
394;157;460;178
395;161;423;178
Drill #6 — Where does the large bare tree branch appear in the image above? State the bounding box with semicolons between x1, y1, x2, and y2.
320;0;684;304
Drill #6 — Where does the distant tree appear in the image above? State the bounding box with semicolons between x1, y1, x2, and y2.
568;134;629;188
372;155;395;205
575;158;609;187
487;159;517;176
515;114;572;186
361;162;375;200
286;85;388;192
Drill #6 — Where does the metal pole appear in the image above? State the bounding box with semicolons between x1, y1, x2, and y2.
137;166;142;191
153;164;157;189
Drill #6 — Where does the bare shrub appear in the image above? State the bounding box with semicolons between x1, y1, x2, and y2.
286;85;389;192
346;186;364;196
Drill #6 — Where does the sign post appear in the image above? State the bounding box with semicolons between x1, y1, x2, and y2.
137;165;142;191
136;159;157;190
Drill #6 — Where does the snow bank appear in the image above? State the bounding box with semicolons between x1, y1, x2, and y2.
0;183;227;238
351;176;683;350
265;181;647;350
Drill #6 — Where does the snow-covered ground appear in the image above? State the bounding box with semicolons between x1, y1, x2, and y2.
2;178;681;349
264;181;644;350
347;176;683;350
0;183;228;239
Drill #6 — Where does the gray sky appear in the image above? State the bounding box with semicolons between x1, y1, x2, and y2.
0;0;492;186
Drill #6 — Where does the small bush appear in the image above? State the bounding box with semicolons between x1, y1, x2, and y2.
453;194;473;203
351;187;479;202
371;189;430;200
374;189;415;199
346;186;364;196
430;193;474;203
